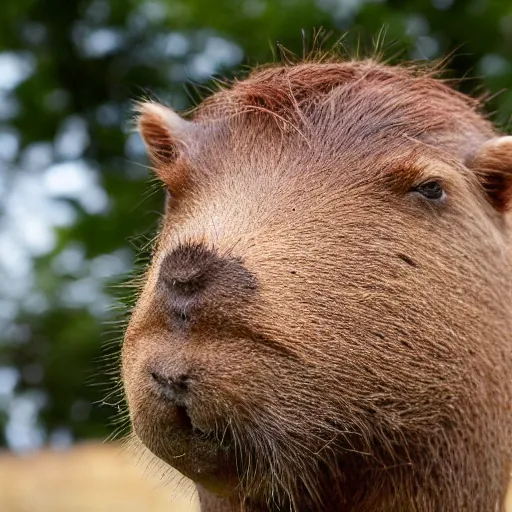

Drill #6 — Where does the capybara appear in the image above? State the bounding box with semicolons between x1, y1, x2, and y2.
121;56;512;512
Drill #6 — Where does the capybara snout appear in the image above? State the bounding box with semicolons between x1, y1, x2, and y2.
122;59;512;512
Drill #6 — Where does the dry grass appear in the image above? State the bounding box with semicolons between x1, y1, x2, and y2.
0;442;199;512
0;441;510;511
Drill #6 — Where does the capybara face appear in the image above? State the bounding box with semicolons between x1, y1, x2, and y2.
122;61;512;511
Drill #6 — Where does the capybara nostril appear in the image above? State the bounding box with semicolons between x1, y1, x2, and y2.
150;370;190;400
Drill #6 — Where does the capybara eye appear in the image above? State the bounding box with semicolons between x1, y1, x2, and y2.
413;181;445;201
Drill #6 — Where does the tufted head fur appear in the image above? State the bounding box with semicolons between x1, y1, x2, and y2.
122;57;512;511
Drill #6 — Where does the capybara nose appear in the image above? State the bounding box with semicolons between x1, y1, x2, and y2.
150;370;190;402
158;243;220;297
156;242;257;325
157;243;224;322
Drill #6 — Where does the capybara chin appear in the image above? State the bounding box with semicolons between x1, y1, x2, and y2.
121;57;512;512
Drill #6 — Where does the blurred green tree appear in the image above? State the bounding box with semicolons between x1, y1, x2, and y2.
0;0;510;449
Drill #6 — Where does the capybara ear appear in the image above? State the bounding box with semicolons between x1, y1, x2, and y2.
136;102;194;194
468;136;512;212
136;101;191;166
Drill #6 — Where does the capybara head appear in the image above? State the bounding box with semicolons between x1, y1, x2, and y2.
122;58;512;512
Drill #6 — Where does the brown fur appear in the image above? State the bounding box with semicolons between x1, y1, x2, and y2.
122;57;512;511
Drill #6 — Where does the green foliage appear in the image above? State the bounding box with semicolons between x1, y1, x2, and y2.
0;0;511;450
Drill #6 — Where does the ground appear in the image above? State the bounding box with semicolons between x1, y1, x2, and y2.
0;442;199;512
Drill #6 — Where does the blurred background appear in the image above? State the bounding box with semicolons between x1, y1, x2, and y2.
0;0;511;510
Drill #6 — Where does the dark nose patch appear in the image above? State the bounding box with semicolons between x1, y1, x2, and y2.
157;242;257;325
160;243;219;296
